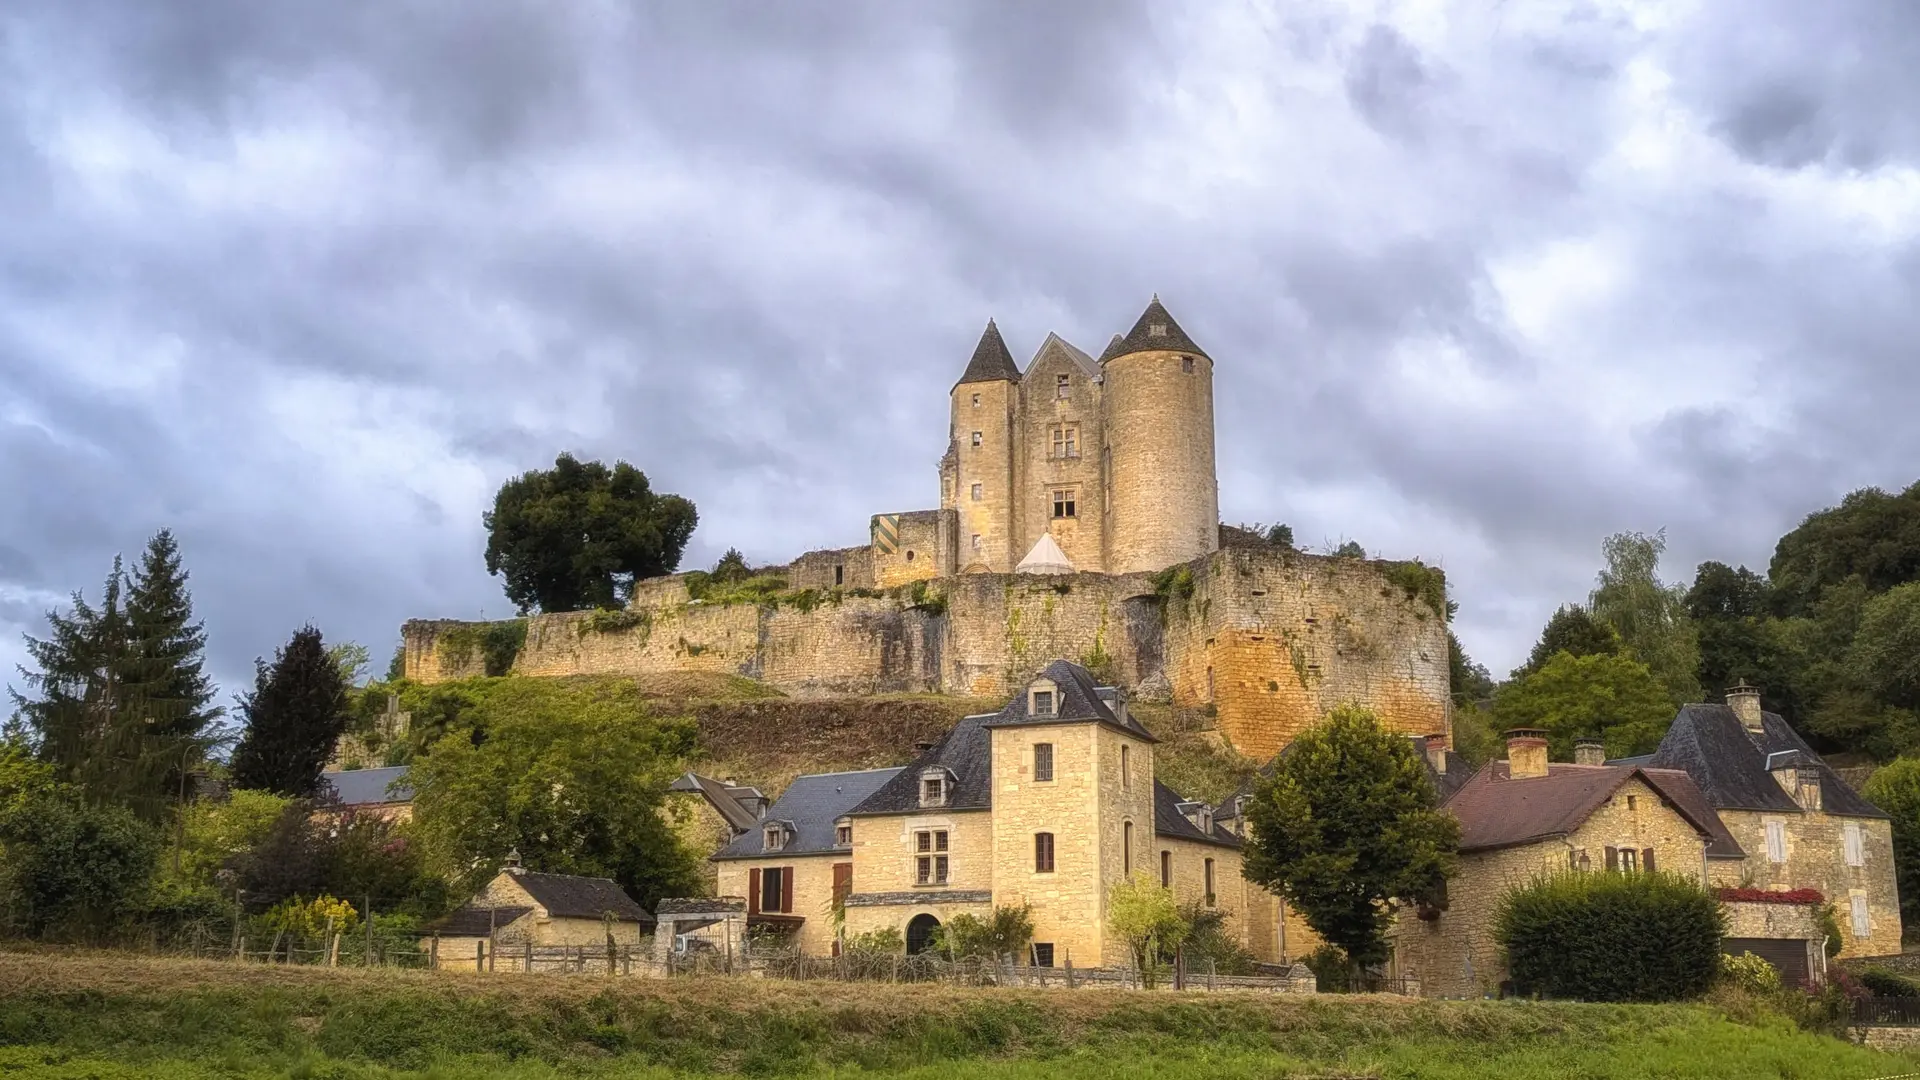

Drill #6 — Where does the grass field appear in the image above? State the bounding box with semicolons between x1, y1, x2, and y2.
0;951;1912;1078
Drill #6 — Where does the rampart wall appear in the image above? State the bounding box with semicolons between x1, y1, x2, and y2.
403;548;1451;759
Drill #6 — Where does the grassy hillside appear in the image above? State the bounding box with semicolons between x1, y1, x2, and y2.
0;952;1906;1079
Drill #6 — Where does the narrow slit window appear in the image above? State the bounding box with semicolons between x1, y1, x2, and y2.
1160;850;1172;887
1034;832;1054;873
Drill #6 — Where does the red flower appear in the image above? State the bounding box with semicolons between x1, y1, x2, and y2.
1714;886;1825;905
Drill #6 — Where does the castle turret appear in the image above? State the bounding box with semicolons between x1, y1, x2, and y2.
942;320;1021;573
1099;297;1219;575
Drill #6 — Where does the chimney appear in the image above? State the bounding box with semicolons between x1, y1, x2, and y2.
915;740;936;754
1727;682;1764;732
1573;739;1606;767
1505;728;1550;780
1424;734;1449;775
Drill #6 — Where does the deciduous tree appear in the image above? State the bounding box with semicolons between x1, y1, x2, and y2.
483;453;698;613
1492;651;1675;759
1106;877;1188;987
1513;605;1621;679
1864;757;1920;934
1242;706;1459;969
1589;531;1701;706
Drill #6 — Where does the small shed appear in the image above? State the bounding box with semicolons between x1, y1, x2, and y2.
426;863;655;959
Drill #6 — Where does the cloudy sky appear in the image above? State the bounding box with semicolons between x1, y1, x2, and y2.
4;0;1919;706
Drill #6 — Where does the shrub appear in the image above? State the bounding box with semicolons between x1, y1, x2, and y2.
842;927;904;956
1719;951;1782;995
1859;966;1920;998
1302;944;1352;992
930;904;1034;962
1813;902;1844;957
1494;870;1726;1002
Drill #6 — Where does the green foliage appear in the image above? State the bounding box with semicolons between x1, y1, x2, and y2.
691;573;789;606
1384;560;1448;621
904;579;949;617
1494;870;1726;1002
406;677;702;907
385;645;405;681
1590;530;1703;706
1242;705;1459;968
1449;702;1502;767
162;789;291;893
1492;651;1676;759
1718;951;1781;995
929;904;1035;961
229;626;352;798
841;926;905;956
1106;877;1189;987
1448;631;1494;707
1770;481;1920;617
1180;902;1257;975
1864;756;1920;932
1686;562;1780;698
1266;523;1295;549
1150;564;1195;606
1515;604;1622;679
224;799;449;919
325;642;371;687
1812;902;1844;958
1857;966;1920;998
1847;582;1920;710
711;548;752;583
0;785;159;939
1333;540;1367;558
1302;943;1352;992
483;451;698;614
260;894;358;937
578;608;649;637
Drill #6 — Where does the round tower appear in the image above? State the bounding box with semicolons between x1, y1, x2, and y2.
944;319;1022;573
1100;297;1219;575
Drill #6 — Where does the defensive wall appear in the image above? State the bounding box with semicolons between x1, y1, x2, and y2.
402;547;1452;760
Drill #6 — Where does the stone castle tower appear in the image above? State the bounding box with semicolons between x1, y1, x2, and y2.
937;297;1220;577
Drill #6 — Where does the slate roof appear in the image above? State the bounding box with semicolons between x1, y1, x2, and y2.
851;660;1157;817
1648;704;1887;819
1154;780;1242;849
1030;332;1101;378
505;868;654;925
668;771;765;833
957;319;1022;385
1098;296;1210;362
715;767;904;858
1443;761;1741;857
320;766;412;807
427;905;533;937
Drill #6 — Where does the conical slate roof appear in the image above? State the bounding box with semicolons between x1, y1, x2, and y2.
1099;296;1209;362
1016;533;1075;575
956;319;1022;385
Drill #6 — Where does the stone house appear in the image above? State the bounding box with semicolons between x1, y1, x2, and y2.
425;861;655;961
1631;684;1902;959
699;659;1289;967
1391;729;1738;998
665;772;768;891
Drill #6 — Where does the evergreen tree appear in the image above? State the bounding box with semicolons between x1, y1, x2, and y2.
122;530;222;804
1514;604;1622;679
10;559;130;794
229;626;351;797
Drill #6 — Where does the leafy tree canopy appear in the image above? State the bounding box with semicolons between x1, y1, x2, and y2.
1493;651;1675;759
1514;605;1621;679
1242;705;1459;968
1106;877;1189;987
225;800;449;919
406;678;702;908
1589;530;1701;706
229;626;352;798
1864;757;1920;935
483;453;698;614
710;548;752;584
0;783;159;939
1770;481;1920;617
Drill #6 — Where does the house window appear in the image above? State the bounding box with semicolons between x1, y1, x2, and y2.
971;483;983;501
836;823;853;846
920;773;948;807
1049;424;1079;458
1619;848;1638;872
971;534;982;550
1056;373;1070;399
1120;745;1131;790
1033;742;1054;782
971;393;981;408
1035;832;1055;873
1160;850;1172;887
1845;822;1864;867
971;430;983;447
1182;356;1194;373
1031;689;1055;716
1123;821;1133;876
1765;820;1787;863
1031;942;1055;967
1627;795;1637;811
760;867;788;913
1853;895;1871;939
1204;858;1216;905
1051;488;1077;519
915;830;950;886
764;825;786;852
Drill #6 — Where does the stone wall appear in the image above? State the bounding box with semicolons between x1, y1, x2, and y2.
402;547;1451;760
873;510;953;588
785;546;874;591
1103;347;1217;575
1711;809;1902;958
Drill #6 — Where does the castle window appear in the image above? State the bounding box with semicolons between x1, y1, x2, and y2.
971;483;983;502
834;565;844;586
971;393;981;408
1034;832;1054;873
971;430;982;447
916;829;950;885
1121;745;1131;790
1033;742;1053;782
1052;488;1077;519
905;550;915;562
919;772;948;807
1845;823;1864;867
1124;821;1133;876
971;534;982;550
1204;858;1216;905
1182;356;1194;373
1030;689;1055;716
1160;850;1172;887
1056;374;1070;399
1050;425;1079;459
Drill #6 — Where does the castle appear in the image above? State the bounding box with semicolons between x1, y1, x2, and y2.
404;297;1453;760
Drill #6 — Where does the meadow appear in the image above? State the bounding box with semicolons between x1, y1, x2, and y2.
0;950;1912;1079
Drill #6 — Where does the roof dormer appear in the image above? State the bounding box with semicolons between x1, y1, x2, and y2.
1027;678;1059;719
762;820;793;852
919;767;955;808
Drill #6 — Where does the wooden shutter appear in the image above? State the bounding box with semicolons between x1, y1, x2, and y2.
1604;846;1618;871
748;868;761;915
782;866;795;913
1642;848;1656;873
832;862;853;910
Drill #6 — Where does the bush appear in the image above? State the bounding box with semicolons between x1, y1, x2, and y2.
842;927;904;956
1303;944;1352;992
1494;871;1726;1002
1719;951;1782;995
1858;966;1920;998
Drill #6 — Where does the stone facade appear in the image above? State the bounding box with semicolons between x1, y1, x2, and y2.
1710;809;1898;958
1391;774;1711;999
714;853;851;956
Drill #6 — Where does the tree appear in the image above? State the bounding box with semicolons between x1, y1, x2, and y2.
162;788;290;893
229;627;352;798
10;559;134;798
483;453;699;613
1448;631;1495;705
1106;877;1189;987
1589;531;1701;706
1770;482;1920;617
0;785;159;939
225;799;450;918
122;530;223;804
1513;605;1621;679
1864;758;1920;934
1242;705;1459;969
930;903;1035;962
327;642;372;688
711;548;751;584
1492;652;1675;759
1847;583;1920;711
1686;561;1779;701
406;678;701;907
1333;540;1367;559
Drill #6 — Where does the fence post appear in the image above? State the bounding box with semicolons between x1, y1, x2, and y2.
430;933;439;971
1065;949;1075;989
1173;945;1183;991
608;937;617;977
477;939;486;973
238;936;247;964
525;940;534;974
1208;958;1216;992
365;896;375;967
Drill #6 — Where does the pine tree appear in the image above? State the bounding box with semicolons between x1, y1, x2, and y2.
10;558;136;800
229;626;351;797
122;530;223;807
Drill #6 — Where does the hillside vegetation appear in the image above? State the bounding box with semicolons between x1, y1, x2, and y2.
0;952;1907;1079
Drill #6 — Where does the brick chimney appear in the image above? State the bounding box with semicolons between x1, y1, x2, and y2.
1425;733;1449;775
1505;728;1550;780
1573;739;1606;767
1727;682;1764;733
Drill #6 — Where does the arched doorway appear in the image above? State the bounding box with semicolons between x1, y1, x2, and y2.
905;913;941;955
